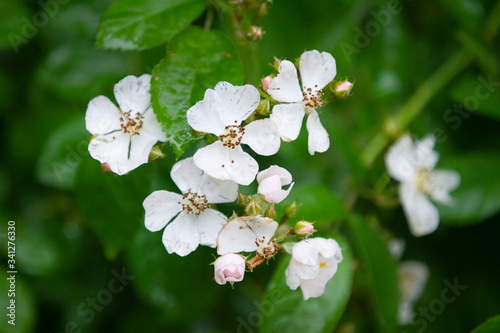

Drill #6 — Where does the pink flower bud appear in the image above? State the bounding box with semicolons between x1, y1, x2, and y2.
257;165;294;204
334;81;353;99
214;254;246;285
293;221;315;237
262;76;272;92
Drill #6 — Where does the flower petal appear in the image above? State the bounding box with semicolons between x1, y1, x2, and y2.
299;256;339;300
241;118;281;156
258;176;294;204
306;109;330;155
415;134;439;170
257;165;293;186
162;211;199;256
88;132;136;175
270;103;306;142
193;142;258;186
385;135;416;182
129;131;160;168
299;50;337;91
143;190;183;232
114;74;152;114
196;208;228;248
399;182;439;237
171;157;238;203
267;60;303;103
187;88;226;135
141;107;167;141
427;169;460;204
245;215;279;242
85;96;121;135
214;82;260;125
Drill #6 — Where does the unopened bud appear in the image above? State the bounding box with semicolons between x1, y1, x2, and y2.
256;98;270;116
271;57;282;72
247;26;264;41
214;254;246;285
284;200;300;219
148;145;166;161
293;221;315;238
262;76;272;92
264;204;277;219
333;80;353;99
237;191;250;207
245;199;262;216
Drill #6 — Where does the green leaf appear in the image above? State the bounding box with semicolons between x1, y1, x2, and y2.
260;235;353;333
439;152;500;225
471;315;500;333
75;157;151;260
348;215;399;332
151;26;244;158
278;183;348;226
36;116;87;190
449;75;500;121
96;0;206;51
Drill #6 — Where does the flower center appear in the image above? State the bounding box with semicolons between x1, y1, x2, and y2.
302;87;326;109
254;237;280;260
219;125;245;149
180;189;209;215
415;169;432;195
120;111;144;135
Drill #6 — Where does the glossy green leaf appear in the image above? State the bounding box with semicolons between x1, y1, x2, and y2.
348;215;398;332
260;235;353;333
96;0;206;51
471;315;500;333
439;152;500;225
151;26;244;158
75;157;151;260
278;183;348;226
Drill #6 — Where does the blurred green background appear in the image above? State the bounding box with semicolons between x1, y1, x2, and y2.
1;0;500;332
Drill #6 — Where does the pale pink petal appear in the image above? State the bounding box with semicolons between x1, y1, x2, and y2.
114;74;152;114
306;109;330;155
267;60;303;103
193;142;258;186
399;182;439;237
143;190;183;232
269;103;306;142
257;165;293;185
187;88;226;135
214;254;246;285
85;96;121;135
258;176;294;204
241;118;281;156
214;82;260;125
299;50;337;91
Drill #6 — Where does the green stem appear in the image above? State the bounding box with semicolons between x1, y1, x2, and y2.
238;41;262;85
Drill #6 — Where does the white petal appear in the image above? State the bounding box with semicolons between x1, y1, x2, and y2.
267;60;303;103
285;259;309;290
88;132;136;175
245;215;279;241
141;107;167;141
399;182;439;237
217;218;260;255
299;257;338;300
270;103;306;142
306;109;330;155
143;190;183;232
415;134;439;170
257;165;293;186
292;238;340;266
187;88;226;135
241;119;281;156
299;50;337;91
196;208;228;248
427;169;460;204
171;157;238;203
385;135;417;182
129;131;160;167
162;211;199;256
85;96;121;135
214;82;260;125
398;261;429;303
114;74;151;114
193;142;258;186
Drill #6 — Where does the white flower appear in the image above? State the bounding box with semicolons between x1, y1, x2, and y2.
285;237;343;300
214;253;246;285
187;82;281;186
85;74;167;175
398;261;429;325
143;157;238;256
385;134;460;236
267;50;336;155
217;215;278;256
256;165;294;204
